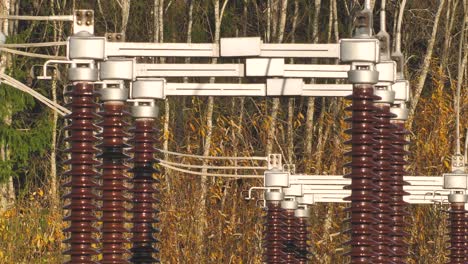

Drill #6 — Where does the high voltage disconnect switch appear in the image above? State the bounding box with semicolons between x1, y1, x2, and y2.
18;3;465;263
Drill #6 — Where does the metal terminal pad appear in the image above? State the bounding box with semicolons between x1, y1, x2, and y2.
267;154;282;170
105;33;125;42
73;10;94;34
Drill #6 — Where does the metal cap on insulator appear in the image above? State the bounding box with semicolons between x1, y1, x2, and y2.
390;104;409;121
98;82;128;101
348;68;379;84
448;193;468;203
68;64;98;81
281;199;298;210
374;88;395;104
265;190;284;201
294;207;311;218
264;168;289;188
99;59;134;80
130;100;159;119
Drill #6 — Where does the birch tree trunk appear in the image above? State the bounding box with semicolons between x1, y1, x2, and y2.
408;0;446;129
266;0;288;155
304;0;321;168
197;0;228;260
49;0;64;211
287;0;299;164
0;0;14;213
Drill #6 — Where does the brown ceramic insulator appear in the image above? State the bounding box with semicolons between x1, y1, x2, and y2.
128;119;160;264
294;217;311;263
280;209;298;263
389;120;410;263
372;104;396;263
96;102;131;264
447;203;466;264
63;83;100;264
263;201;286;263
343;85;379;263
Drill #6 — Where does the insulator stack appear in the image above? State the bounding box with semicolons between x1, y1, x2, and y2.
280;208;298;263
389;120;410;263
372;103;395;263
344;84;379;263
97;102;131;264
263;201;285;263
448;202;466;264
129;118;160;263
294;211;311;263
63;82;100;263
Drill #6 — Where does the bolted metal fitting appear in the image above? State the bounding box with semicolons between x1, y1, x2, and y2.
264;168;289;188
265;190;284;201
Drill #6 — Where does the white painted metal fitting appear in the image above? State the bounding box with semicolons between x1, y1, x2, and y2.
132;79;166;99
265;191;284;201
68;31;105;60
390;105;409;121
283;184;303;197
281;200;298;210
130;100;159;119
99;85;128;101
264;168;289;188
448;193;468;203
374;88;395;104
294;207;311;218
100;59;134;80
339;38;380;63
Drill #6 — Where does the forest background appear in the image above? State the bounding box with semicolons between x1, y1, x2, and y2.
0;0;466;263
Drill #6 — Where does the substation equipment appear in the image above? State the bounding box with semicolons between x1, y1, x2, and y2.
31;6;468;264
